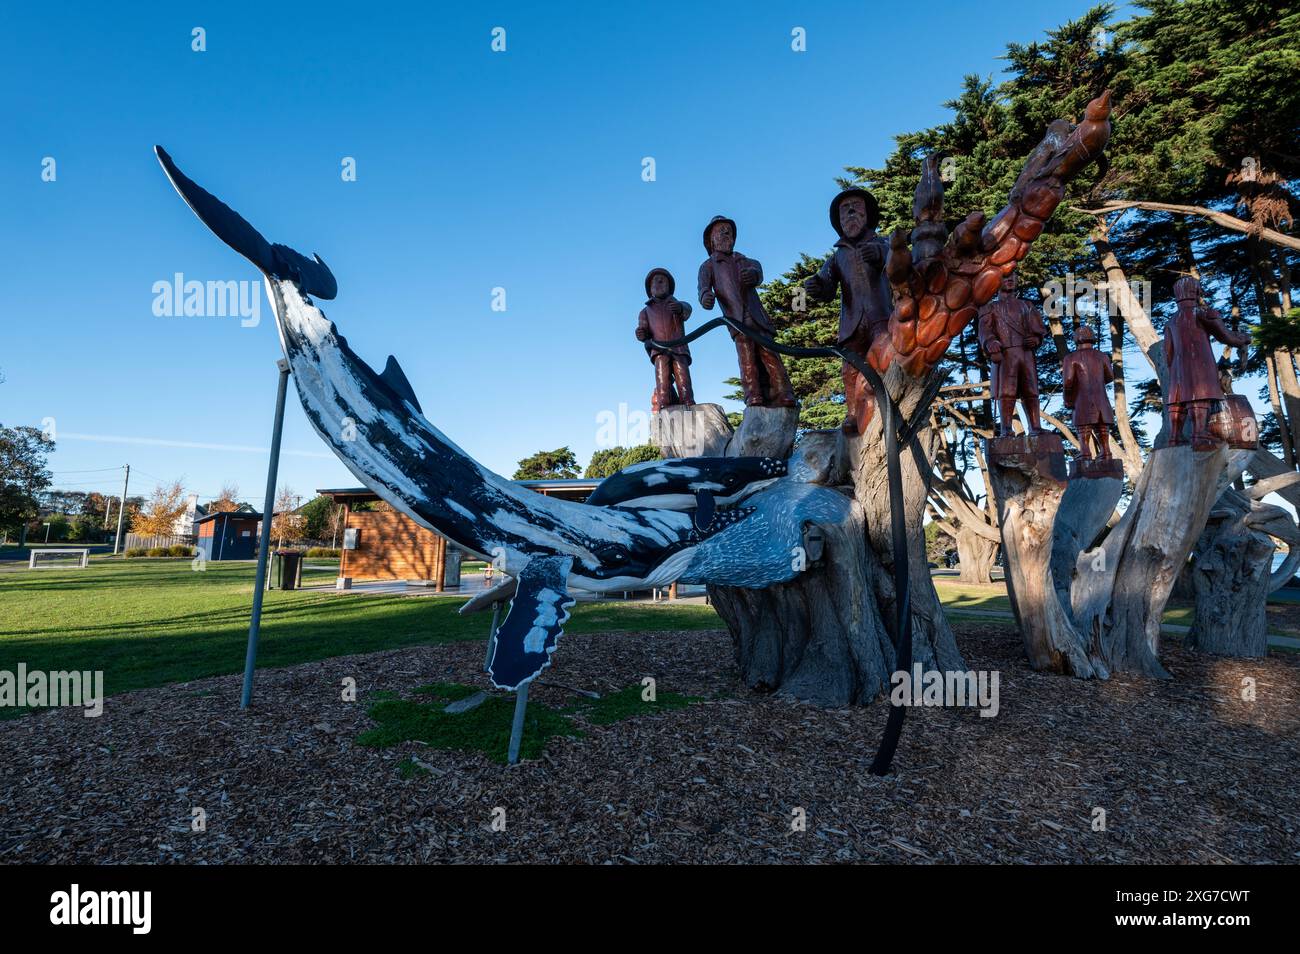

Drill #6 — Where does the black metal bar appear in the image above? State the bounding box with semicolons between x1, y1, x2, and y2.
649;319;937;775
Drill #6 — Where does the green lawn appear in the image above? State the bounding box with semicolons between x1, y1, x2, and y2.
3;560;1282;719
0;559;721;716
933;580;1013;615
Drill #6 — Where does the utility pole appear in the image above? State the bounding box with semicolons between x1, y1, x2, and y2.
113;464;130;555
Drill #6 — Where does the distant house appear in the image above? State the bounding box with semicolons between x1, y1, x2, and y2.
173;494;202;537
317;479;597;586
194;510;263;561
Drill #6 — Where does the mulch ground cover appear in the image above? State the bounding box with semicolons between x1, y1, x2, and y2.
1;622;1296;863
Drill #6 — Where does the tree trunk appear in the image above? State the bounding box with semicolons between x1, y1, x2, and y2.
709;369;965;706
1185;495;1275;658
710;500;897;705
955;527;998;584
986;434;1100;677
1072;445;1241;677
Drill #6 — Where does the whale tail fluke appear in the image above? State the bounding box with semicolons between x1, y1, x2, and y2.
154;145;337;300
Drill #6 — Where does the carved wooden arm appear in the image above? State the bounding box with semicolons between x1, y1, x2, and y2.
871;92;1112;377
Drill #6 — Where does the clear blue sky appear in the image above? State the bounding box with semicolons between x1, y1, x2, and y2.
2;0;1115;507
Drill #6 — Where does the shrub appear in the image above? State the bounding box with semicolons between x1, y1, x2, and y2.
305;547;340;558
168;545;193;557
125;548;147;558
146;547;168;557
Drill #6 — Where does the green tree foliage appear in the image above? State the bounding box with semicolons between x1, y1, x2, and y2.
513;447;579;480
758;254;847;430
69;513;103;542
0;424;54;534
584;444;662;479
925;521;956;563
768;1;1295;464
298;494;340;540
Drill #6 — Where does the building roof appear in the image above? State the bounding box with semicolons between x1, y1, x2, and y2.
194;509;263;524
514;479;600;491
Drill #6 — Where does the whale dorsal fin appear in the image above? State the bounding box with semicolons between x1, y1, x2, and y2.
379;355;422;414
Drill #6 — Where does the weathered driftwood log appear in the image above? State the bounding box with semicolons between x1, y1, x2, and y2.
1050;474;1122;609
651;403;732;457
1071;445;1236;677
709;499;898;705
987;434;1101;677
1185;475;1300;657
726;405;801;458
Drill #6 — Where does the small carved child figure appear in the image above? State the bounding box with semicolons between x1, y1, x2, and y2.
1165;276;1252;449
1062;325;1115;459
636;267;694;413
698;216;797;408
978;269;1047;436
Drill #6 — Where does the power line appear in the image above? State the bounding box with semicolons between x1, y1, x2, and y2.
48;466;126;475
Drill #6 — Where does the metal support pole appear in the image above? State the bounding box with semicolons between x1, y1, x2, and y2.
507;682;529;764
868;393;913;776
484;600;502;671
241;359;291;709
113;464;129;555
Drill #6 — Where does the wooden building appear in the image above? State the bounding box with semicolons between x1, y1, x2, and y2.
318;479;597;588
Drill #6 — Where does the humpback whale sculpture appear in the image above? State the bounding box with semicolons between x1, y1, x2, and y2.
586;456;787;530
155;146;848;691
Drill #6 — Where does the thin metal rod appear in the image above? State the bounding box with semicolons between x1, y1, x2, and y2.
484;600;502;671
507;682;529;764
869;394;913;776
241;360;291;709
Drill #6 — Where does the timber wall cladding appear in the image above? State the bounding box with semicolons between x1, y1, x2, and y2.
342;510;445;581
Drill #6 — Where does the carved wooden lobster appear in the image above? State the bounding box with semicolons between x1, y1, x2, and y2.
870;92;1113;378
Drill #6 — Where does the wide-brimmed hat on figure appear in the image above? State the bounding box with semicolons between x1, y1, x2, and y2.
829;188;881;236
702;215;737;252
644;267;675;298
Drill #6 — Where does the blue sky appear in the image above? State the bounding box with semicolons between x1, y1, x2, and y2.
2;0;1118;507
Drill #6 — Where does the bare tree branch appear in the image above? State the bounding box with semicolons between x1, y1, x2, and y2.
1072;200;1300;252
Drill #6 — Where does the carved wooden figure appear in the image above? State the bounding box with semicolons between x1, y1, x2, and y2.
698;216;797;408
978;269;1046;437
1165;276;1252;450
1062;324;1123;478
636;267;694;413
803;188;892;434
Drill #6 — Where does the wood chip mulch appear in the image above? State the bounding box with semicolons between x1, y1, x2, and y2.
1;623;1296;864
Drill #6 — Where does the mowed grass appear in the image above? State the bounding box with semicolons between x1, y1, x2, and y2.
0;559;722;716
932;580;1013;615
7;559;1279;719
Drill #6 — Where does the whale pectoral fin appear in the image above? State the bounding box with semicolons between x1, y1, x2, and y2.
694;490;716;531
379;354;423;414
487;555;575;691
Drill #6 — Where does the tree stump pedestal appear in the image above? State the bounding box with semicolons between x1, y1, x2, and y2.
986;433;1102;677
